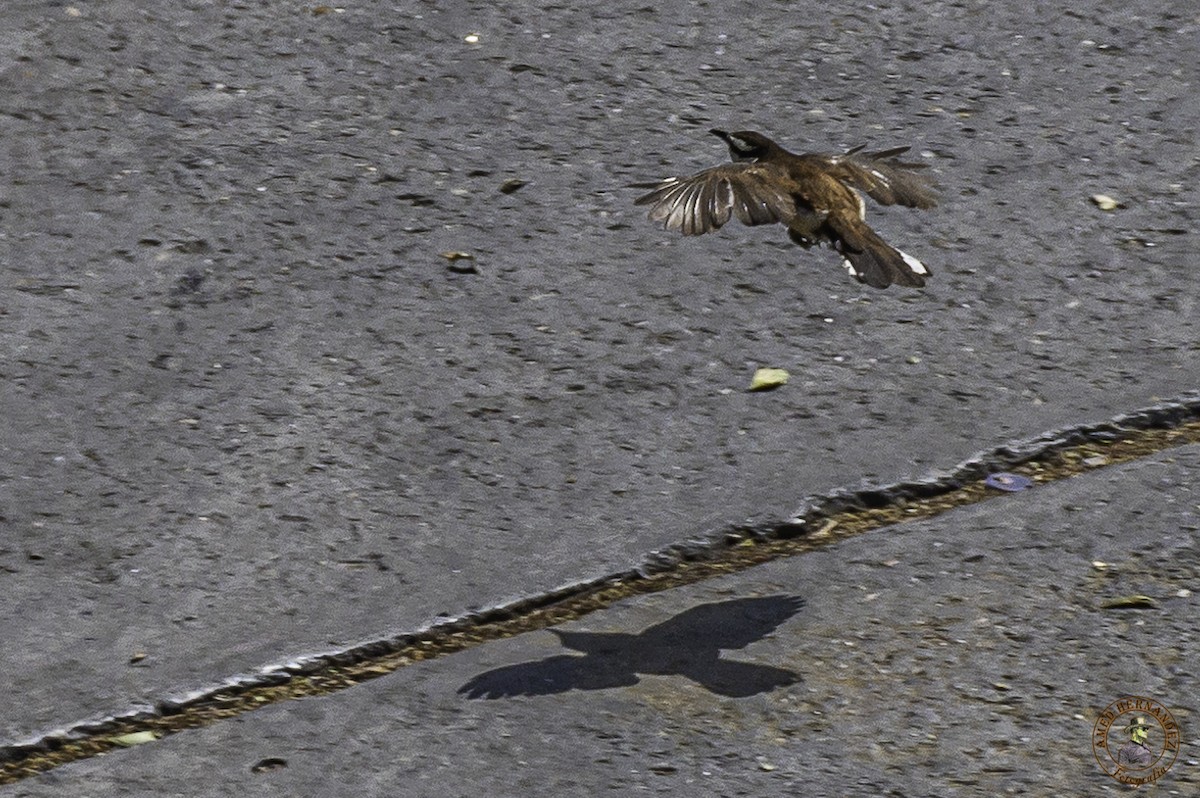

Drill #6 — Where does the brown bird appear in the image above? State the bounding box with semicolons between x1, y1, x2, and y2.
635;129;938;289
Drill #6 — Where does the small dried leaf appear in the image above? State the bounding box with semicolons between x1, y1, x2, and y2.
440;251;478;273
813;519;839;537
110;731;158;747
1101;595;1158;609
1090;194;1122;211
498;179;527;194
749;367;789;392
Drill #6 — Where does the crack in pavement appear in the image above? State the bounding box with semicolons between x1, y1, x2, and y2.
3;393;1198;784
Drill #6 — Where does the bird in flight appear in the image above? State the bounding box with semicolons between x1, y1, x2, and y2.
635;129;938;289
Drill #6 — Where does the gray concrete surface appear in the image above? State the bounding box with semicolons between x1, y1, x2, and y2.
1;0;1197;786
12;447;1200;796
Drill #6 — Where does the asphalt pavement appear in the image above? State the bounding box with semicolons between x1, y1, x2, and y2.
10;444;1200;795
2;0;1198;794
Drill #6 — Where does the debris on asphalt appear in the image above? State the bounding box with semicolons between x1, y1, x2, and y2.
1090;193;1123;210
983;472;1033;492
109;731;158;747
748;367;789;392
250;757;289;773
440;251;478;273
1100;595;1159;609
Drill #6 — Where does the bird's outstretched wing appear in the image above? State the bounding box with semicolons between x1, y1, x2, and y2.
637;596;806;651
679;658;801;697
634;163;800;235
811;146;938;210
457;655;639;699
550;629;634;655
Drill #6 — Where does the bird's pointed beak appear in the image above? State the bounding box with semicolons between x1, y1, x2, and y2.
709;128;729;141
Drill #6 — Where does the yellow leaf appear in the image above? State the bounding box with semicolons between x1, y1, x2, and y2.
110;731;158;747
749;367;789;391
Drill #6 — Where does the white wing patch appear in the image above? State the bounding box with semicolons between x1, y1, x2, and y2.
897;248;928;276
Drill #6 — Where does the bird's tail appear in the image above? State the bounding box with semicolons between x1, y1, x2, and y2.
831;218;930;289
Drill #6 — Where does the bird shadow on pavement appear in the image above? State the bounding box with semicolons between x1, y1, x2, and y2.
458;595;805;700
